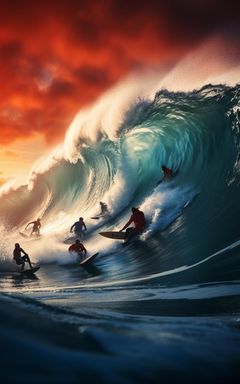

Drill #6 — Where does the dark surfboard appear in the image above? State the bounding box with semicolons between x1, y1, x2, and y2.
99;231;126;240
79;252;99;266
20;266;40;276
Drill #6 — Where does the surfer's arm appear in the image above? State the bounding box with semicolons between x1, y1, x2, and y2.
81;244;87;254
20;248;28;256
83;223;87;231
70;223;75;232
121;216;133;231
25;221;33;229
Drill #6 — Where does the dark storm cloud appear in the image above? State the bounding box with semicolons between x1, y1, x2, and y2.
0;0;239;145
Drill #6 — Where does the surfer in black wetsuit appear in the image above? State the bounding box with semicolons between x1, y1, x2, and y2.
13;243;33;271
70;217;87;238
99;201;109;215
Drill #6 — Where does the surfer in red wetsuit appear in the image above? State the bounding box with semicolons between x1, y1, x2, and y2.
13;243;33;271
161;165;173;181
120;207;146;241
68;239;87;261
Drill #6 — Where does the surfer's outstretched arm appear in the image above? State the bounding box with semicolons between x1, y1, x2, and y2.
25;221;34;230
120;217;133;231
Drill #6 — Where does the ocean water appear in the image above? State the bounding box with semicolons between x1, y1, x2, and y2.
0;83;240;383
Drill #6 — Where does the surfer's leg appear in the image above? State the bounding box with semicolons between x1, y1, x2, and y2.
77;251;84;262
125;228;139;243
27;256;32;268
126;227;134;234
20;260;25;271
23;255;32;268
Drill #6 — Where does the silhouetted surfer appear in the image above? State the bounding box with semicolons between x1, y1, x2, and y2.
25;218;41;236
68;239;87;261
99;201;109;215
120;207;146;241
161;165;173;181
156;165;174;185
70;217;87;238
13;243;33;271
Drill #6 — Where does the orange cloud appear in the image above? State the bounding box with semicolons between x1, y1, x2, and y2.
0;178;6;186
3;150;18;158
0;0;239;147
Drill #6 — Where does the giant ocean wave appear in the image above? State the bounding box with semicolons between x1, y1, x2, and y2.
1;82;240;384
0;83;240;286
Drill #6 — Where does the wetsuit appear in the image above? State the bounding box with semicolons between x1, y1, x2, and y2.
163;167;173;180
68;243;87;254
26;220;41;235
13;248;32;270
122;209;146;232
70;221;87;238
100;203;108;215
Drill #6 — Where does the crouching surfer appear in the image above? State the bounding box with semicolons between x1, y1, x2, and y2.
99;201;109;216
70;217;87;239
13;243;33;271
68;239;87;262
25;218;41;236
120;207;146;242
161;165;173;181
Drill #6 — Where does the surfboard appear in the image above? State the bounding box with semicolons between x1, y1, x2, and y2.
91;215;105;220
19;231;30;238
20;266;40;276
19;232;41;239
99;231;126;240
79;252;99;266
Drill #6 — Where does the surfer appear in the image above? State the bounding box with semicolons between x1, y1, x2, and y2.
120;207;146;241
13;243;33;271
161;165;173;181
25;218;41;236
99;201;109;215
70;217;87;238
68;239;87;261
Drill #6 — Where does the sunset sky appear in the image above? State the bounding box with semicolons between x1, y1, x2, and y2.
0;0;240;184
